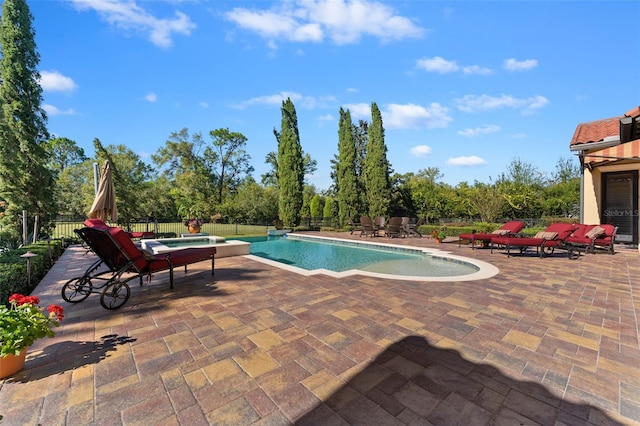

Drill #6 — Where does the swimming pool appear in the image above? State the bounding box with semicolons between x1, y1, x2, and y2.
230;234;498;281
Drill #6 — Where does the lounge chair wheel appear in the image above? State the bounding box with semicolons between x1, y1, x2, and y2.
61;276;93;303
567;247;580;260
100;281;130;310
543;246;555;255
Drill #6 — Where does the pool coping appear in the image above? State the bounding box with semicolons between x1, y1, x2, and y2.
243;233;499;282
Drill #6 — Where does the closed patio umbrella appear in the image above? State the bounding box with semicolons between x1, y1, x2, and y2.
88;160;118;222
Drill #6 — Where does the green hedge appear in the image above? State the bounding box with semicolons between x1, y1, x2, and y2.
0;240;65;306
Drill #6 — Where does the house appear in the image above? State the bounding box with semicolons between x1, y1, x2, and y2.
569;106;640;248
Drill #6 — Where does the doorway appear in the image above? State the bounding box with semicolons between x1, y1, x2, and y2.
602;171;638;244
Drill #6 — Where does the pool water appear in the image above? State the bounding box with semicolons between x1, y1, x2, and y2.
230;235;481;278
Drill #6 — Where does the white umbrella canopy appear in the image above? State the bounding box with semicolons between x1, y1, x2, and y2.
88;160;118;222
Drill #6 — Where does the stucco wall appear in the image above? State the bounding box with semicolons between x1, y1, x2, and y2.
583;162;640;249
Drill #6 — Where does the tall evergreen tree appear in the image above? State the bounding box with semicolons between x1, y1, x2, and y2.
0;0;55;233
276;98;304;227
363;102;391;218
336;108;359;226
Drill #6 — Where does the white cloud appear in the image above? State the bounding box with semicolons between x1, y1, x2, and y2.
410;145;432;157
457;124;501;137
342;102;371;118
503;58;538;72
199;102;209;108
416;57;493;75
384;103;452;129
512;133;527;139
225;0;425;45
461;65;493;75
454;94;548;114
344;102;452;129
69;0;196;48
317;114;333;122
43;104;76;116
415;56;458;73
234;92;336;109
446;156;486;166
39;71;78;93
144;92;157;102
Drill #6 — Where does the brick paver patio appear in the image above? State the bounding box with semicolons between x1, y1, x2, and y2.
0;232;638;425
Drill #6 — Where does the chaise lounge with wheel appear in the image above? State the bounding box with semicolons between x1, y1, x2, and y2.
564;224;617;255
490;223;577;258
458;221;525;249
61;219;216;310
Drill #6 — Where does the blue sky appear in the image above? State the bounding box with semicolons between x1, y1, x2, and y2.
33;0;639;190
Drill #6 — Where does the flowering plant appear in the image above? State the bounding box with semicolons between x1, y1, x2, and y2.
431;229;446;240
0;294;64;357
184;218;203;228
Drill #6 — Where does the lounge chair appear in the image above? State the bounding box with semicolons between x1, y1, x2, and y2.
359;216;378;237
373;216;386;236
348;218;362;235
458;221;525;249
491;223;577;257
384;217;405;238
84;218;155;240
62;221;216;309
402;217;423;238
564;224;617;255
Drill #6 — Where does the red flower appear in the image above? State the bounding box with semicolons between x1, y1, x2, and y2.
47;304;64;321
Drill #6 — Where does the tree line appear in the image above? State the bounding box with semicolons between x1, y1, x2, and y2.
0;0;580;246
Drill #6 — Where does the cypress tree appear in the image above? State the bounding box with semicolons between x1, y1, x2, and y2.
276;98;304;227
363;102;391;218
336;107;359;227
0;0;55;231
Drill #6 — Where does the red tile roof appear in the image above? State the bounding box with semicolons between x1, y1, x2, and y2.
570;106;640;147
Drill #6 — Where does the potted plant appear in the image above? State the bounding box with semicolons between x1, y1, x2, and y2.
184;218;204;234
431;229;446;243
0;294;64;378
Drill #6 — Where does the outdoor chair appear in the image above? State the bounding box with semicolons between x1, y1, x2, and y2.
402;217;423;238
491;223;577;258
373;216;386;236
359;216;379;237
458;221;525;249
564;224;617;255
384;217;405;238
61;222;216;310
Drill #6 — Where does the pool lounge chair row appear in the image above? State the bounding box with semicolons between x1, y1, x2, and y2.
459;222;617;258
359;216;424;238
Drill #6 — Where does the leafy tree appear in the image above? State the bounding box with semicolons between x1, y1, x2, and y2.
389;173;415;217
152;128;214;219
335;107;359;227
323;196;334;226
204;128;254;204
219;178;277;224
408;168;445;221
93;139;154;226
45;137;89;218
541;157;580;217
496;157;544;219
363;102;391;218
56;160;93;216
45;137;87;175
276;98;304;227
0;0;55;234
465;181;505;223
262;149;316;187
309;193;323;219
